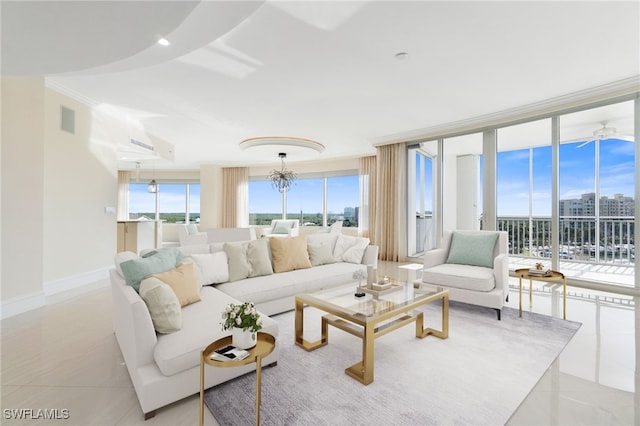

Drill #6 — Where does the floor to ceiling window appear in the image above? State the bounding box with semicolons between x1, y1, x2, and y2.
559;101;635;270
248;172;359;228
408;142;436;256
497;118;552;257
128;182;200;223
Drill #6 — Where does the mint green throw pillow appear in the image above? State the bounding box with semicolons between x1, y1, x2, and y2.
121;250;179;292
446;232;499;268
247;239;274;278
224;242;251;282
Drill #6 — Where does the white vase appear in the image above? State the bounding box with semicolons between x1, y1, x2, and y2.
232;327;257;349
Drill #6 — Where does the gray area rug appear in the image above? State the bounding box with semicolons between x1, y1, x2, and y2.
204;301;581;425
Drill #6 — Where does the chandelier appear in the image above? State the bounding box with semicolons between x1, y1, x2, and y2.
268;153;296;193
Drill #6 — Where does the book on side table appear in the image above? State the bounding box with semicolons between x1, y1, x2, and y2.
527;268;553;277
210;345;249;362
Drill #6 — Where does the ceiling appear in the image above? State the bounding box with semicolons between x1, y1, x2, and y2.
2;1;639;170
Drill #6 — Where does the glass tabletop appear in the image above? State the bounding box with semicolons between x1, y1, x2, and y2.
297;281;444;322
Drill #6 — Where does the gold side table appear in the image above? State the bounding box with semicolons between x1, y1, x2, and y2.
199;332;276;426
515;268;567;320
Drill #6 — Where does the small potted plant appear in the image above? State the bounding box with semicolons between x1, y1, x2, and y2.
221;302;263;349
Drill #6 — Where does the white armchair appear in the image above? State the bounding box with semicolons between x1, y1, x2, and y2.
177;224;207;246
417;230;509;319
261;219;300;238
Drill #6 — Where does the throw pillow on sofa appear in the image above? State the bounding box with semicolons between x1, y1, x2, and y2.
150;262;201;307
270;236;312;273
190;252;229;284
139;277;182;334
224;239;274;282
120;249;180;292
333;234;370;264
307;243;336;267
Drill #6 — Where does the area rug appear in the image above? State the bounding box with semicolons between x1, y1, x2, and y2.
204;301;581;425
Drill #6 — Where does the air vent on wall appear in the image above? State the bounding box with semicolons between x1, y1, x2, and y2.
60;105;75;134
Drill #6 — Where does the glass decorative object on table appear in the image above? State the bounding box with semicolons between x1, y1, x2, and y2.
353;269;367;297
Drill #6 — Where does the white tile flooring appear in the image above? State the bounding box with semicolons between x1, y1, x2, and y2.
1;261;637;425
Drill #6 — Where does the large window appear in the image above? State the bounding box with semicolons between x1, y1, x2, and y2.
129;182;200;223
408;143;436;256
249;173;359;227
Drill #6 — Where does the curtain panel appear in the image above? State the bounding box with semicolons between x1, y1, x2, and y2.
117;170;130;221
222;167;249;227
374;143;407;261
359;155;377;242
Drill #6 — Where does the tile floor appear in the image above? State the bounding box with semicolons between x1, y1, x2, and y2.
1;261;637;425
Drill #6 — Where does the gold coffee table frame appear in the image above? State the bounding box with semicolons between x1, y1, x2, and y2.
295;283;448;385
199;332;276;426
515;268;567;320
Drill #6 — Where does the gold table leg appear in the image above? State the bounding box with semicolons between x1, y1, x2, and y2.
295;299;328;351
199;351;204;426
255;355;262;426
529;278;533;307
417;292;449;338
518;276;523;317
345;323;375;384
563;277;567;320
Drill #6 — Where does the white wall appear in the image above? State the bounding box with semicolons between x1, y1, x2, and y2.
1;78;125;318
199;164;222;229
1;77;46;312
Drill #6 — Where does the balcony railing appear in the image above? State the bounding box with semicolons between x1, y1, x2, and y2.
415;215;635;288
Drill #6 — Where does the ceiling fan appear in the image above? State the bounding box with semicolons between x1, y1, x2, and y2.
576;121;634;148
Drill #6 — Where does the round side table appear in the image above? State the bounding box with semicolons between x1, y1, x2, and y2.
199;332;276;426
515;268;566;320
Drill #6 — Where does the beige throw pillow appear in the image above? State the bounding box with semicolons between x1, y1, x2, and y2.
151;262;201;307
270;236;312;273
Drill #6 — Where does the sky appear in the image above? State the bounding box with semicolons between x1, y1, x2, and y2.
129;138;634;218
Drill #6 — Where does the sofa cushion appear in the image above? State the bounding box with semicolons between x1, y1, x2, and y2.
179;257;207;287
139;277;182;334
151;263;201;307
153;286;279;376
246;238;274;278
422;263;496;292
120;249;180;292
216;262;364;304
446;231;498;268
224;240;273;281
307;243;336;267
114;251;138;278
333;235;370;264
306;232;339;252
270;236;312;273
190;252;229;284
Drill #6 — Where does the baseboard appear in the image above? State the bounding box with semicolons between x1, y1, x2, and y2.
1;267;110;320
1;291;46;320
43;267;110;297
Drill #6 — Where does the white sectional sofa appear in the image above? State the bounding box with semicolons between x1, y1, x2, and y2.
110;232;378;419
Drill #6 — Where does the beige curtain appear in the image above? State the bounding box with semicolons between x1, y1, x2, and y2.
222;167;249;227
117;170;130;220
359;155;377;242
374;143;407;261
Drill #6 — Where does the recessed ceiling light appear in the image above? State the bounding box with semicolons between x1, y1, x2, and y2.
157;38;170;46
394;52;408;61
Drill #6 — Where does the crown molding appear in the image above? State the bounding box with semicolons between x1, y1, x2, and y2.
372;76;640;146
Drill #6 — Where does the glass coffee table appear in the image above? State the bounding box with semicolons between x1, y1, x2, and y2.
295;281;448;385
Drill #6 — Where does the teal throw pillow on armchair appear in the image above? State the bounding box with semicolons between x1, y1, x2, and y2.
445;232;499;268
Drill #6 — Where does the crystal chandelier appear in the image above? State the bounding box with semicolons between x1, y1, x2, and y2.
268;153;296;193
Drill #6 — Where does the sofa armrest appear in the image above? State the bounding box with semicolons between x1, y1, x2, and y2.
361;245;378;269
423;248;447;269
493;253;510;296
110;270;157;369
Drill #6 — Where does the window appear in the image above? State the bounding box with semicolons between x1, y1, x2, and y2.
248;172;359;227
408;144;436;256
128;182;200;223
